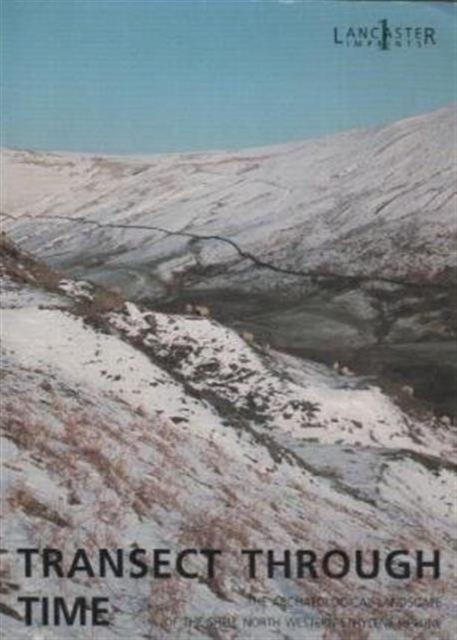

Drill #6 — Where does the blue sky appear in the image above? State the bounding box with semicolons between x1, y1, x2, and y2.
2;0;456;153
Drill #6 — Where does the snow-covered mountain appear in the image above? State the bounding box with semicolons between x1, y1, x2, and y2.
1;237;456;640
2;105;456;414
2;105;456;285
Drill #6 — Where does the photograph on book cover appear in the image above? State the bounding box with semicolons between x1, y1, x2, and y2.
1;0;456;638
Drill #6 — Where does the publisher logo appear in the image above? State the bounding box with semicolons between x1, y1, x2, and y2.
333;20;437;50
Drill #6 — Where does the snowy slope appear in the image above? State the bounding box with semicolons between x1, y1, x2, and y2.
1;240;456;640
2;105;456;291
2;107;456;421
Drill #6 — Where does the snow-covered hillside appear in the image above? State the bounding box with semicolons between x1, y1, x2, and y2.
2;105;456;287
2;105;456;415
1;239;456;639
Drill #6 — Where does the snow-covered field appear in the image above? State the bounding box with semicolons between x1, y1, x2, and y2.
1;242;456;639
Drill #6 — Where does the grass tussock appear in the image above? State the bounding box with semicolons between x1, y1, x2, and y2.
7;482;70;528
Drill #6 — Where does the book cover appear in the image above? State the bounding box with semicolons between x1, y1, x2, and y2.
1;1;456;639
